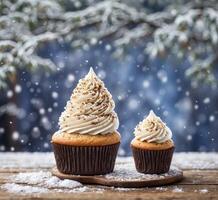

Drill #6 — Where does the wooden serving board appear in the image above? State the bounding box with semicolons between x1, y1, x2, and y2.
52;166;183;188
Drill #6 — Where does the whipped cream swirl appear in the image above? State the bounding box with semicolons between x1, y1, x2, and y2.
134;110;172;143
57;68;119;135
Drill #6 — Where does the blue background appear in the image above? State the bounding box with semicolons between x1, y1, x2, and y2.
0;42;217;155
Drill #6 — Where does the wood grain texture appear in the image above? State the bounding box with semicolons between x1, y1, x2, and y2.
0;185;217;200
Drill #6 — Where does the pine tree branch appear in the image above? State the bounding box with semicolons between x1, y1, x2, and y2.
0;0;218;88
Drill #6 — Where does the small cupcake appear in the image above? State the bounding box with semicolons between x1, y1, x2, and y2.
52;68;120;175
131;110;174;174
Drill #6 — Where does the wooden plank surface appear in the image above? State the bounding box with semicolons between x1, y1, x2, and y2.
0;184;217;200
0;153;217;200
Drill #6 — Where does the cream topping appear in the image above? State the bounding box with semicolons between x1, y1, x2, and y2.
134;110;172;143
57;67;119;135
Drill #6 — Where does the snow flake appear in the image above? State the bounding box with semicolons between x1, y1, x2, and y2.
53;102;58;107
15;85;22;93
118;147;126;156
31;127;41;138
185;91;190;96
7;90;13;98
143;80;150;88
39;108;45;115
0;127;5;134
195;121;200;126
52;92;59;99
90;38;97;45
163;110;169;116
12;131;19;141
186;135;192;141
20;134;28;144
30;88;34;93
57;61;65;69
48;108;53;113
0;145;5;151
194;104;199;110
128;98;139;110
105;44;112;51
67;74;75;82
10;147;15;151
154;98;161;106
209;115;215;122
43;143;49;149
203;97;210;104
74;1;82;8
41;117;51;130
157;70;168;83
98;70;106;79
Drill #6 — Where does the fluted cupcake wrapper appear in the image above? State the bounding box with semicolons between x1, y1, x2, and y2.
52;142;120;175
131;145;175;174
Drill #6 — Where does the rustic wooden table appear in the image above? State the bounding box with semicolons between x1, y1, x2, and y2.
0;152;217;200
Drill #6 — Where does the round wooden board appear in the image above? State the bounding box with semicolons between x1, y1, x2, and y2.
52;167;183;188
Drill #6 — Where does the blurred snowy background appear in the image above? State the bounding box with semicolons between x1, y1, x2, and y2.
0;0;218;154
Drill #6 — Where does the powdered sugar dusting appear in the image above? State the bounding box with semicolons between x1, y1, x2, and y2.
13;171;51;185
172;186;184;193
1;183;49;194
156;187;168;191
105;162;181;181
199;189;208;193
1;171;85;194
10;171;82;189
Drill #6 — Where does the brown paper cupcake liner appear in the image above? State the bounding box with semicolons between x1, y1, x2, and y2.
131;145;174;174
52;142;120;175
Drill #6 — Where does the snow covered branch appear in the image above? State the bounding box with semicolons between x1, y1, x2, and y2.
146;7;218;86
0;0;217;88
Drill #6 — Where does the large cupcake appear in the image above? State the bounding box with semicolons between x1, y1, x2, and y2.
131;110;174;174
52;68;120;175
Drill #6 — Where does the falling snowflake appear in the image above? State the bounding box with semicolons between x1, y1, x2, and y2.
143;80;150;88
0;127;5;134
15;85;22;93
51;92;59;99
7;90;13;98
203;97;210;104
105;44;112;51
90;38;97;45
12;131;19;141
157;70;168;83
186;135;192;141
31;127;41;139
67;74;75;83
98;70;106;79
209;115;215;122
128;98;139;110
39;108;45;115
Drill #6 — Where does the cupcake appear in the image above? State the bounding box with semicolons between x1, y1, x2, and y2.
131;110;174;174
52;68;120;175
